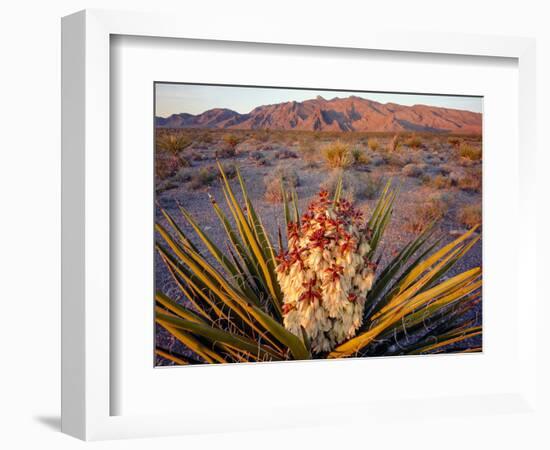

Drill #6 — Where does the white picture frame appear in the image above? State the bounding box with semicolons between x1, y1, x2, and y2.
61;9;540;441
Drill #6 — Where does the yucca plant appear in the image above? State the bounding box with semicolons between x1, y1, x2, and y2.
155;162;481;365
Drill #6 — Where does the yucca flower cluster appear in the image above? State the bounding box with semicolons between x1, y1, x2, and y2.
276;190;376;353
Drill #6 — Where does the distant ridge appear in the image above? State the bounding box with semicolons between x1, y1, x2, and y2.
156;96;482;134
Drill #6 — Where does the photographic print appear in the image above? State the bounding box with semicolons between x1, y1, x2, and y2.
154;83;482;366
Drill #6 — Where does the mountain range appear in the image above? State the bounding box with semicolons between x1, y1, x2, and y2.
156;95;482;134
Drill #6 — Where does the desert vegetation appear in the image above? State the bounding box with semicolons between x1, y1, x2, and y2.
154;127;483;365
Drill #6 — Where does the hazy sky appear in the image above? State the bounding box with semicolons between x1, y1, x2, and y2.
155;83;482;117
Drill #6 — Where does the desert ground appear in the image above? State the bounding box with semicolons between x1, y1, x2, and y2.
154;129;482;364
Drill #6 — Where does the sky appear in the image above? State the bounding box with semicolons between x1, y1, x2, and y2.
155;83;482;117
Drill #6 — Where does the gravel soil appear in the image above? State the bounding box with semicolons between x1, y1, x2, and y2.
154;135;483;365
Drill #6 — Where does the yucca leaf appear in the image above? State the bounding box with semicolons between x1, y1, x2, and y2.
157;311;283;361
328;267;481;358
155;348;190;365
157;321;227;363
155;291;205;324
398;225;479;294
235;167;283;318
217;161;281;309
407;326;482;354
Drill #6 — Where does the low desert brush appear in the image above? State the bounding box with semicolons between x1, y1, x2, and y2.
155;164;481;365
405;134;423;149
458;204;482;228
264;168;299;203
457;173;482;193
387;135;401;152
322;141;354;169
189;166;217;190
406;194;449;233
367;138;380;151
459;143;482;161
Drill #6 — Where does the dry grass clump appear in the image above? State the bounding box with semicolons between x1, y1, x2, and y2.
457;172;482;193
249;151;270;166
459;142;482;161
322;140;354;169
385;152;408;168
422;173;452;189
321;169;383;202
406;193;449;232
405;134;422;149
458;204;482;228
352;147;371;165
155;154;184;180
222;133;240;150
189;166;217;190
402;163;426;178
264;168;299;203
367;138;380;151
298;140;319;167
386;135;401;152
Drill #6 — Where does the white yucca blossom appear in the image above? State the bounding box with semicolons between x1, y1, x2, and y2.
276;190;376;353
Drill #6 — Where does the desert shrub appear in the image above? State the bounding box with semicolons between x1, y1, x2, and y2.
381;153;403;168
422;173;452;189
220;163;237;180
155;154;185;180
459;142;482;161
249;151;270;166
387;135;401;152
155;179;179;193
298;140;318;167
275;149;298;159
457;172;482;193
264;168;299;203
222;133;240;150
405;134;422;149
196;132;214;145
187;150;207;162
189;166;217;190
352;147;371;165
367;138;379;151
406;194;449;232
173;167;193;183
322;141;354;169
458;204;482;228
322;170;383;202
402;163;426;177
215;144;237;159
448;136;462;147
